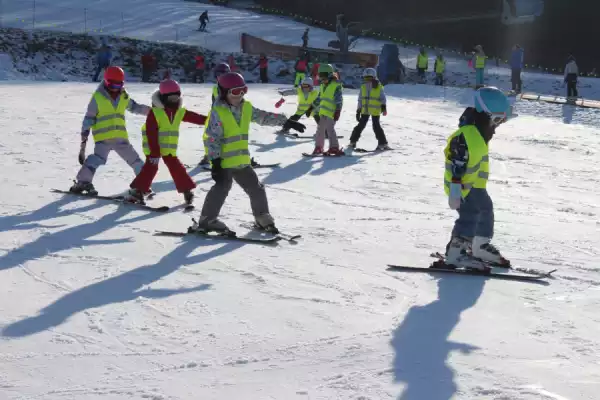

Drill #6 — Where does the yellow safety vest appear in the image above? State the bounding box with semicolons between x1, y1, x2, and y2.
475;55;486;69
417;53;428;69
212;85;218;100
141;107;186;156
90;91;130;142
360;84;382;116
204;101;252;169
295;88;319;116
435;59;446;73
318;82;341;119
443;125;489;198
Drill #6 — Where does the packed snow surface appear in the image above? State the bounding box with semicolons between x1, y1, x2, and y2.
0;81;599;399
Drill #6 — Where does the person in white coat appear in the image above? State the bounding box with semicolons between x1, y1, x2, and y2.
564;55;579;98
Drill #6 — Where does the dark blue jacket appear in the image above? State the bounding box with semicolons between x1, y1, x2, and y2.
510;48;524;69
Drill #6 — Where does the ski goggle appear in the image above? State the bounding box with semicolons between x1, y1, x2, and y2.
165;92;181;103
363;76;374;80
318;72;330;79
228;86;248;97
490;113;507;126
105;80;123;90
301;84;311;89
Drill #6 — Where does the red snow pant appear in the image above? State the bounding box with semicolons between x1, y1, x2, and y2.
130;155;196;193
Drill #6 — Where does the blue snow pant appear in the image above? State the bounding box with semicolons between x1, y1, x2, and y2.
475;68;485;86
451;188;494;239
76;139;143;183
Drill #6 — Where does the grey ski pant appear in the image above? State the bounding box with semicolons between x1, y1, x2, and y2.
200;166;269;219
452;188;494;239
315;116;339;149
76;138;144;183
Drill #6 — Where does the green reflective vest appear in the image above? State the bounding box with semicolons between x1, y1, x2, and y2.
435;59;446;74
360;84;383;116
444;125;489;198
318;82;341;119
417;53;428;69
296;88;319;116
475;55;486;69
91;91;130;142
141;107;186;156
204;101;252;169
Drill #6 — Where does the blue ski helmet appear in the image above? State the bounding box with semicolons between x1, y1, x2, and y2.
474;86;510;119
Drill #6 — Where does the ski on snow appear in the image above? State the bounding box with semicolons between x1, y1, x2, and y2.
387;253;555;283
277;132;344;139
154;229;282;244
239;223;302;242
50;189;170;212
185;163;280;170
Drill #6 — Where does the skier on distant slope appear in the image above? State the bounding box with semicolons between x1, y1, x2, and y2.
443;86;510;269
70;66;151;195
126;79;208;205
191;72;306;234
277;77;320;133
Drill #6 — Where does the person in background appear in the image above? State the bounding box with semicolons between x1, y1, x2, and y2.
194;53;206;83
302;28;309;48
564;55;579;98
93;43;112;82
416;47;428;83
472;45;486;88
141;52;156;83
311;58;320;86
434;51;445;86
253;54;268;83
227;54;238;72
294;54;309;87
510;44;524;92
199;10;209;31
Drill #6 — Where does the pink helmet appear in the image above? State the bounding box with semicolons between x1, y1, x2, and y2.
159;79;181;95
217;72;247;99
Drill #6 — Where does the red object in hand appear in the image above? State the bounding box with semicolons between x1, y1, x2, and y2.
275;98;285;108
383;110;387;116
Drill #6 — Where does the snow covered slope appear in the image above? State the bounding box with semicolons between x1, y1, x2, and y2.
1;81;599;399
5;0;597;99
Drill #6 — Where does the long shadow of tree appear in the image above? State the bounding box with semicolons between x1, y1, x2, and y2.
2;238;243;337
0;205;158;272
391;276;485;400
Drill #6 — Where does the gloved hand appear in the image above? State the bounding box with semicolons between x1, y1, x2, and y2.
334;110;341;121
448;183;462;210
251;157;259;167
305;106;313;118
78;138;87;165
211;157;226;183
381;104;387;116
148;156;160;165
356;110;361;122
282;119;306;133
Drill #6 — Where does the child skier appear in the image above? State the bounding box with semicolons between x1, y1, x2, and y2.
346;68;390;153
192;72;306;233
70;66;150;195
309;64;343;156
443;86;511;269
198;62;231;166
126;79;208;205
278;77;320;133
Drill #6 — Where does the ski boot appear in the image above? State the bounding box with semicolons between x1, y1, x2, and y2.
471;236;510;266
183;190;194;205
198;155;210;166
311;146;324;156
69;181;98;195
251;157;259;167
324;147;344;157
125;188;145;204
376;143;392;151
442;236;489;271
143;187;155;199
189;216;231;234
254;213;279;234
344;142;356;156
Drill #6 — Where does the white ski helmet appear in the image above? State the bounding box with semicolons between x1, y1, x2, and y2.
301;77;314;87
362;68;377;78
